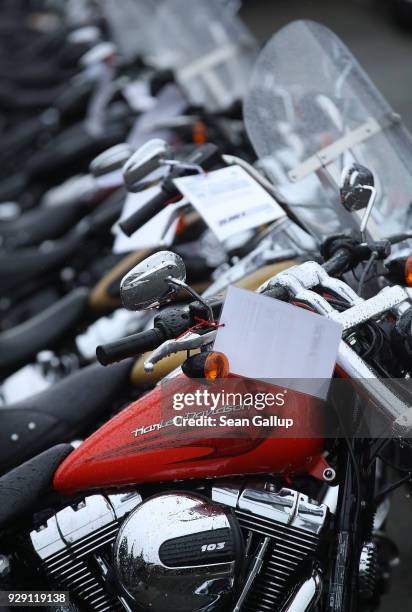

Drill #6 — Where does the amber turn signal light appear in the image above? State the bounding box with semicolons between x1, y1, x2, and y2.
405;257;412;287
204;351;229;380
386;256;412;286
182;351;229;380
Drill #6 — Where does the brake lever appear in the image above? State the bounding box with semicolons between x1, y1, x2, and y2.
144;329;218;373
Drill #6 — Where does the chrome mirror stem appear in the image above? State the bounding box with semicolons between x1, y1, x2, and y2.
360;185;377;242
167;277;214;322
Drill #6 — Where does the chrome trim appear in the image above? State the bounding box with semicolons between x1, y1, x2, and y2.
114;492;238;612
120;251;186;311
281;566;323;611
31;492;141;560
211;483;242;508
213;482;328;536
223;153;289;207
90;143;133;178
288;117;382;183
0;554;10;578
333;285;409;330
360;186;377;242
167;276;214;321
260;264;412;437
214;482;327;610
321;485;339;515
339;342;411;422
260;261;410;321
144;329;217;372
238;486;327;535
122;138;168;189
232;536;270;612
359;542;378;599
95;554;134;612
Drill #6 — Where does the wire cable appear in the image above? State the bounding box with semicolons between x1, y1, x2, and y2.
358;251;378;296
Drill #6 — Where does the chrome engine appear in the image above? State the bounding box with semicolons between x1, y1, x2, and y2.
114;491;242;611
31;492;141;612
30;483;328;612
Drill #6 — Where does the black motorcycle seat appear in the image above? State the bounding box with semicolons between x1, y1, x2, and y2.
0;444;73;529
0;192;125;293
0;359;133;474
0;83;61;112
0;230;84;292
26;120;128;180
0;61;67;88
0;288;89;371
0;171;28;202
0;201;83;248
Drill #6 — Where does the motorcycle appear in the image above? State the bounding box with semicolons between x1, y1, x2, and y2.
2;11;412;612
1;214;411;610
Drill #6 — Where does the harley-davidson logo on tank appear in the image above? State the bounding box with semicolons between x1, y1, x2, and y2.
53;372;329;494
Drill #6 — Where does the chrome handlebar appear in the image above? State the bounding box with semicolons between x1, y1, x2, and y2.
259;261;412;439
144;260;412;439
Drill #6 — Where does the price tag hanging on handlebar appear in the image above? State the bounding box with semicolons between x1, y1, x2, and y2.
173;165;285;241
213;286;342;399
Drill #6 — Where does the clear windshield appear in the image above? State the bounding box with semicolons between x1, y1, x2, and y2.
100;0;158;61
244;20;412;242
148;0;258;110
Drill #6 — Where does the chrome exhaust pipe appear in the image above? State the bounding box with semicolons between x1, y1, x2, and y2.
281;567;323;612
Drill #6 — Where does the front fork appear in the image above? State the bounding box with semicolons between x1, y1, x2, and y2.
327;437;377;612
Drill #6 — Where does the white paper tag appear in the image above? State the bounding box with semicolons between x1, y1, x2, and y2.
122;79;156;112
173;165;286;241
112;185;180;252
213;286;342;399
1;365;50;405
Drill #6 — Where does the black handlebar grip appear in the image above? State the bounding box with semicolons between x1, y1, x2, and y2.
322;247;352;276
96;327;165;366
119;189;169;237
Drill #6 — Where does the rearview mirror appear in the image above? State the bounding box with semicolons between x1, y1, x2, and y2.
340;163;377;241
340;163;374;212
123;139;169;192
120;251;186;310
90;143;133;178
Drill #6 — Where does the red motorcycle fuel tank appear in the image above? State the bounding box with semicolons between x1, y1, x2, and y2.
54;373;324;494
